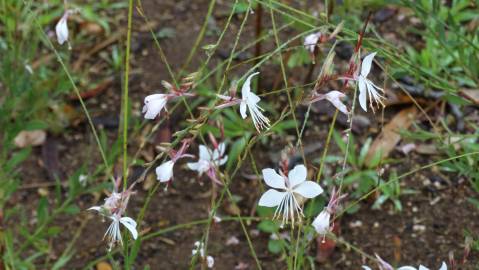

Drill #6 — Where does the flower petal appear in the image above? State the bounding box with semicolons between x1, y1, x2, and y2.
239;101;247;119
120;216;138;239
186;162;200;171
206;256;215;268
143;94;167;119
241;72;259;100
288;164;307;188
217;142;226;157
303;32;321;53
258;189;286;207
325;90;349;115
358;77;368;112
262;168;286;189
88;206;102;212
155;160;174;182
218;155;228;166
247;91;261;104
361;52;376;77
438;262;447;270
199;145;212;161
55;15;69;45
312;209;330;234
397;267;418;270
293;181;323;198
375;254;394;270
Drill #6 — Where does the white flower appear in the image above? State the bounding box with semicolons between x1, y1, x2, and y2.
356;52;385;112
240;72;270;132
104;214;138;250
192;241;215;268
365;254;448;270
258;164;323;225
312;208;331;235
397;262;447;270
187;143;228;176
304;32;322;53
156;160;175;182
142;94;168;119
324;91;349;115
88;191;126;216
55;12;69;45
206;256;215;268
192;241;205;257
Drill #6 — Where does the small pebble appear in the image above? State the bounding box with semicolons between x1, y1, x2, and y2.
349;220;363;228
413;224;426;232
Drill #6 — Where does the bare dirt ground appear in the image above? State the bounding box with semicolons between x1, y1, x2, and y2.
11;0;479;268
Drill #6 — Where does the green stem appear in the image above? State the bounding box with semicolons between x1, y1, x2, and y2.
122;0;134;190
180;0;216;75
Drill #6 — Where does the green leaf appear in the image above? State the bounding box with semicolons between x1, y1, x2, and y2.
358;137;372;168
52;252;73;270
267;239;283;254
47;226;62;236
63;204;80;215
5;148;31;172
467;197;479;210
226;134;251;171
37;197;49;225
258;220;279;233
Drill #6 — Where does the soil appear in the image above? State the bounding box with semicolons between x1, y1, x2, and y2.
9;0;479;269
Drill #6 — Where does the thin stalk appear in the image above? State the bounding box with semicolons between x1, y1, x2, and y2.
315;110;338;182
180;0;216;75
122;0;134;190
268;0;305;163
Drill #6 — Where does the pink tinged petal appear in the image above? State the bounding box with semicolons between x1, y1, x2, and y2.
358;77;368;112
119;216;138;239
375;254;394;270
262;168;286;189
312;209;330;234
217;94;232;100
288;164;307;188
361;52;376;77
325;91;349;115
239;101;247;119
241;72;260;100
55;15;69;45
199;145;212;160
155;160;174;182
258;189;287;207
293;181;323;198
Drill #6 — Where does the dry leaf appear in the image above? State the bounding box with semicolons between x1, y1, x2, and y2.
14;130;46;148
365;107;418;167
459;89;479;105
96;261;112;270
224;203;241;216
